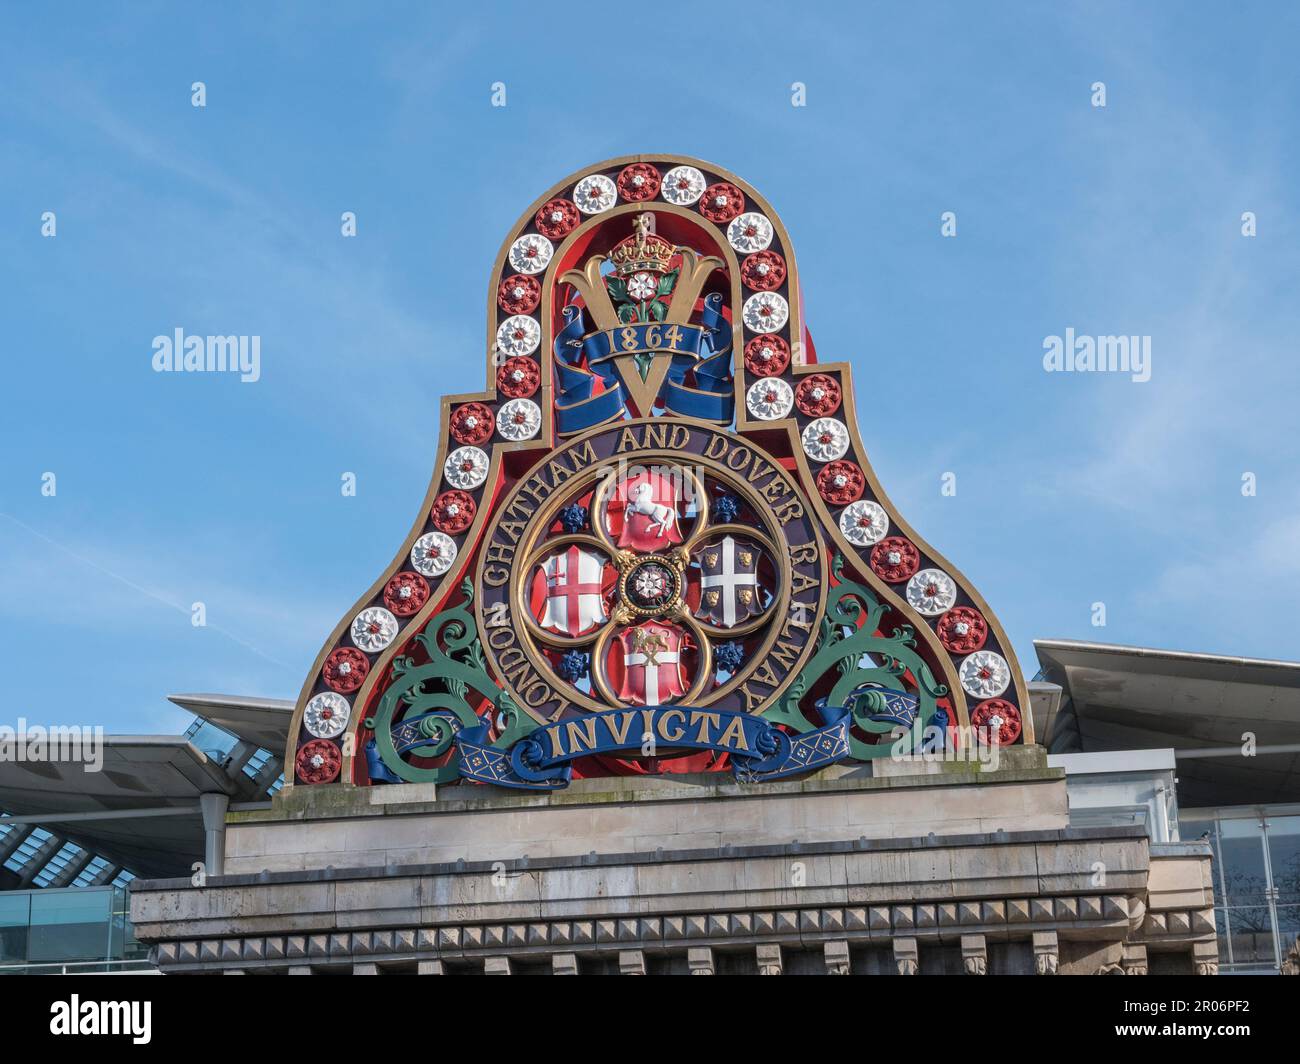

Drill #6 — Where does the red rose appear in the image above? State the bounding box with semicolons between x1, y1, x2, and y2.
449;402;495;445
497;274;540;315
743;334;791;377
617;163;661;202
741;251;786;292
699;182;745;223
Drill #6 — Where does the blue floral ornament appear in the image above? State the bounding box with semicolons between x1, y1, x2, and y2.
558;650;590;682
714;641;745;672
713;495;740;523
559;504;588;533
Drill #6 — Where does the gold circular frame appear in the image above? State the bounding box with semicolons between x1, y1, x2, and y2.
589;612;712;708
481;434;823;719
518;533;613;649
688;523;782;640
587;463;710;554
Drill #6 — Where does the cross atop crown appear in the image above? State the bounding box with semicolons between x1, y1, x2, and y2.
610;212;676;276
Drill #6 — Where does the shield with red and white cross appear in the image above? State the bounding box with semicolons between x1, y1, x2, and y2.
536;546;608;637
612;622;688;705
613;470;683;552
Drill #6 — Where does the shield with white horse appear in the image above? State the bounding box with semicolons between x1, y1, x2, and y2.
612;469;683;552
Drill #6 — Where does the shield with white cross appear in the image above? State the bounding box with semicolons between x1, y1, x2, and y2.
612;622;688;705
695;535;765;628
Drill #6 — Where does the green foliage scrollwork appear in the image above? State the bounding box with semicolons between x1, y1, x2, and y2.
364;580;532;784
765;554;949;761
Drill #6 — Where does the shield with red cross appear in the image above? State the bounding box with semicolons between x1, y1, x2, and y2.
536;546;608;637
613;470;683;552
612;622;688;705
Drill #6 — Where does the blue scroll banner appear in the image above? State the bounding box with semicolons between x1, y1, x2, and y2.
553;292;734;434
455;703;851;791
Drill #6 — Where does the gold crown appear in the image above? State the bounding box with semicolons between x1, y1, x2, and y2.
610;213;675;275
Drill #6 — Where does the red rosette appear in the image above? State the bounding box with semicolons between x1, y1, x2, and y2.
535;199;580;239
870;536;920;583
816;460;865;504
449;402;494;445
936;606;988;654
971;699;1022;745
497;356;540;399
795;374;843;417
497;274;540;315
741;251;786;292
322;647;369;694
699;182;745;223
384;571;430;617
295;739;341;784
432;489;476;534
743;334;791;377
617;163;661;202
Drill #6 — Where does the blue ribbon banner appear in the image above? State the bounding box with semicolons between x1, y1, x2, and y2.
553;292;734;433
455;703;850;791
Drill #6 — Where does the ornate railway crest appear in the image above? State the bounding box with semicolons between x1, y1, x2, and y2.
286;155;1032;791
476;419;825;723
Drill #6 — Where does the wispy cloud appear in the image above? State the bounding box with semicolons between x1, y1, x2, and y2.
0;513;342;674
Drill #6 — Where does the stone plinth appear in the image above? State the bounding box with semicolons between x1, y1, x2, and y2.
129;751;1217;974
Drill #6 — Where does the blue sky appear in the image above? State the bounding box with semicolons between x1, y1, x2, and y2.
2;2;1298;736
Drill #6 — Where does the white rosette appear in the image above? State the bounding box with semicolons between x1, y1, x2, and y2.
304;691;350;739
745;378;794;420
496;398;541;440
661;165;706;205
906;568;957;616
411;531;457;577
508;234;553;274
742;292;788;334
627;272;656;300
496;315;541;357
727;212;774;253
801;417;850;462
959;650;1012;698
444;446;489;489
573;173;616;214
351;606;399;652
839;500;889;546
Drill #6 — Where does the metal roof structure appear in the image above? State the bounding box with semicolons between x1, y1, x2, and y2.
167;693;294;752
1033;639;1300;808
0;695;292;886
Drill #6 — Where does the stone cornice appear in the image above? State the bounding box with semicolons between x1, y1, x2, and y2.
146;896;1215;974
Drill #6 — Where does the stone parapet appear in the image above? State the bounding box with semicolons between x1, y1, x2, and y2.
223;752;1067;875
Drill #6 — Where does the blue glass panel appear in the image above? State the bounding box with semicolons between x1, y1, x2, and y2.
0;893;32;965
1219;817;1268;906
27;890;113;964
1266;816;1300;907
